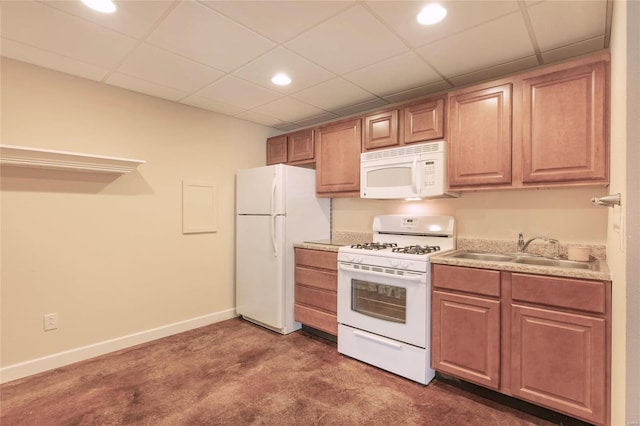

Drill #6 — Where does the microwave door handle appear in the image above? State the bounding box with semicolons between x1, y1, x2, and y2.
338;264;422;282
411;157;419;195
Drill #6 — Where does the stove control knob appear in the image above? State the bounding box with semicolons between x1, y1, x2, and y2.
401;261;410;269
346;254;354;262
356;256;364;263
390;260;399;268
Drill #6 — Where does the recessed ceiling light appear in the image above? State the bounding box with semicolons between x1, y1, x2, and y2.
81;0;117;14
271;73;292;86
417;3;447;25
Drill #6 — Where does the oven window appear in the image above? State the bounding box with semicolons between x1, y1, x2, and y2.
351;279;406;323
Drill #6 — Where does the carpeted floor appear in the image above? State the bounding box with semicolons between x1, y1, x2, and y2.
1;317;556;425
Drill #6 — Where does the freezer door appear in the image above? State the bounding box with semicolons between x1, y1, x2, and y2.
236;164;285;215
236;215;286;330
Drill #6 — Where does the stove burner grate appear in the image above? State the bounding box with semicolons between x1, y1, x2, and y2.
350;242;398;251
392;245;441;255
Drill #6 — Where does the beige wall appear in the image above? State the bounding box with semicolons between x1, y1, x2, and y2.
609;2;627;424
1;59;272;367
609;1;640;425
333;187;609;245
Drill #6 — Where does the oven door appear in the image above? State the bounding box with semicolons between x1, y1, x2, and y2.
337;262;428;348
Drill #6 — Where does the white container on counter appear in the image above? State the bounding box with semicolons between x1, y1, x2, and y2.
568;246;590;262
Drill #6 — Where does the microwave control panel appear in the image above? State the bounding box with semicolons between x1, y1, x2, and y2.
423;160;437;187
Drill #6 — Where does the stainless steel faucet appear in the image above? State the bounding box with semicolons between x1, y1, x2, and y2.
518;233;560;258
517;233;525;252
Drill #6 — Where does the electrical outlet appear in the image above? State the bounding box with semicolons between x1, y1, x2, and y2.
44;313;58;331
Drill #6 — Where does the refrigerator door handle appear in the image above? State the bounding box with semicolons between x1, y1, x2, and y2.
270;175;277;216
270;175;278;257
271;215;278;257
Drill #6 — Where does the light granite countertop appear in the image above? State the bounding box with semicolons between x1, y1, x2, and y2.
431;249;611;281
294;231;372;253
294;234;611;281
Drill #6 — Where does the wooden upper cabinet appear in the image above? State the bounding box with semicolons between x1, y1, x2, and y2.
315;118;362;197
402;97;445;144
266;135;287;165
448;82;513;188
287;129;315;165
267;130;314;166
521;60;608;185
363;109;399;151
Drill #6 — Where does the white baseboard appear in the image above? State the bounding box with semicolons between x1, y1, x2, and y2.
0;309;237;384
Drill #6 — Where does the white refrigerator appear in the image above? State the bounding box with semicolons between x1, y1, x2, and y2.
236;164;330;334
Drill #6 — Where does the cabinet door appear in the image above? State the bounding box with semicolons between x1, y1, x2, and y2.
315;118;362;196
287;129;315;165
432;290;501;389
448;83;512;188
511;305;606;425
521;61;608;185
363;109;399;151
402;97;445;144
266;135;287;165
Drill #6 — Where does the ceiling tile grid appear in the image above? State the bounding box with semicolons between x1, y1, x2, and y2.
0;0;611;131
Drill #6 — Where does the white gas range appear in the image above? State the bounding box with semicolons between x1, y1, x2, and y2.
337;214;456;385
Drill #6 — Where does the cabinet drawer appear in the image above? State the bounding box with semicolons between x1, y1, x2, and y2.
296;285;336;313
295;267;337;292
295;304;337;335
432;264;500;297
295;248;337;271
511;274;606;314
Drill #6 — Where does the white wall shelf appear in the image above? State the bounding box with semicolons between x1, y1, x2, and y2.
0;145;145;174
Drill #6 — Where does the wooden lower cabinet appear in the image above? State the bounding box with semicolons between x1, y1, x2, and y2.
511;305;606;423
432;290;501;389
431;264;611;425
294;248;338;335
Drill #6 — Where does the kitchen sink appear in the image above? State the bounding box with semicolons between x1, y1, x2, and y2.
449;252;514;262
444;251;599;271
512;256;592;270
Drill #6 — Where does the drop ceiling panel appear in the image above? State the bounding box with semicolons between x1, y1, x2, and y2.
448;56;539;87
286;5;409;74
0;39;109;81
1;1;137;68
366;0;520;48
106;73;188;102
528;0;607;51
252;98;328;123
44;0;177;39
344;52;442;97
541;38;606;64
196;76;282;110
382;81;452;104
146;1;275;72
417;11;535;78
0;0;612;130
292;78;377;112
117;44;224;93
233;47;335;94
201;1;353;43
180;95;247;116
234;110;288;127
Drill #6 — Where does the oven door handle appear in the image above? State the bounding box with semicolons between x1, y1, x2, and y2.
353;329;403;349
338;264;423;282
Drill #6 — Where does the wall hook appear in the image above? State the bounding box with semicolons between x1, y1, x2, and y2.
591;193;621;207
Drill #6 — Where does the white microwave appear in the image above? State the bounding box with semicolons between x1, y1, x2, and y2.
360;141;459;199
